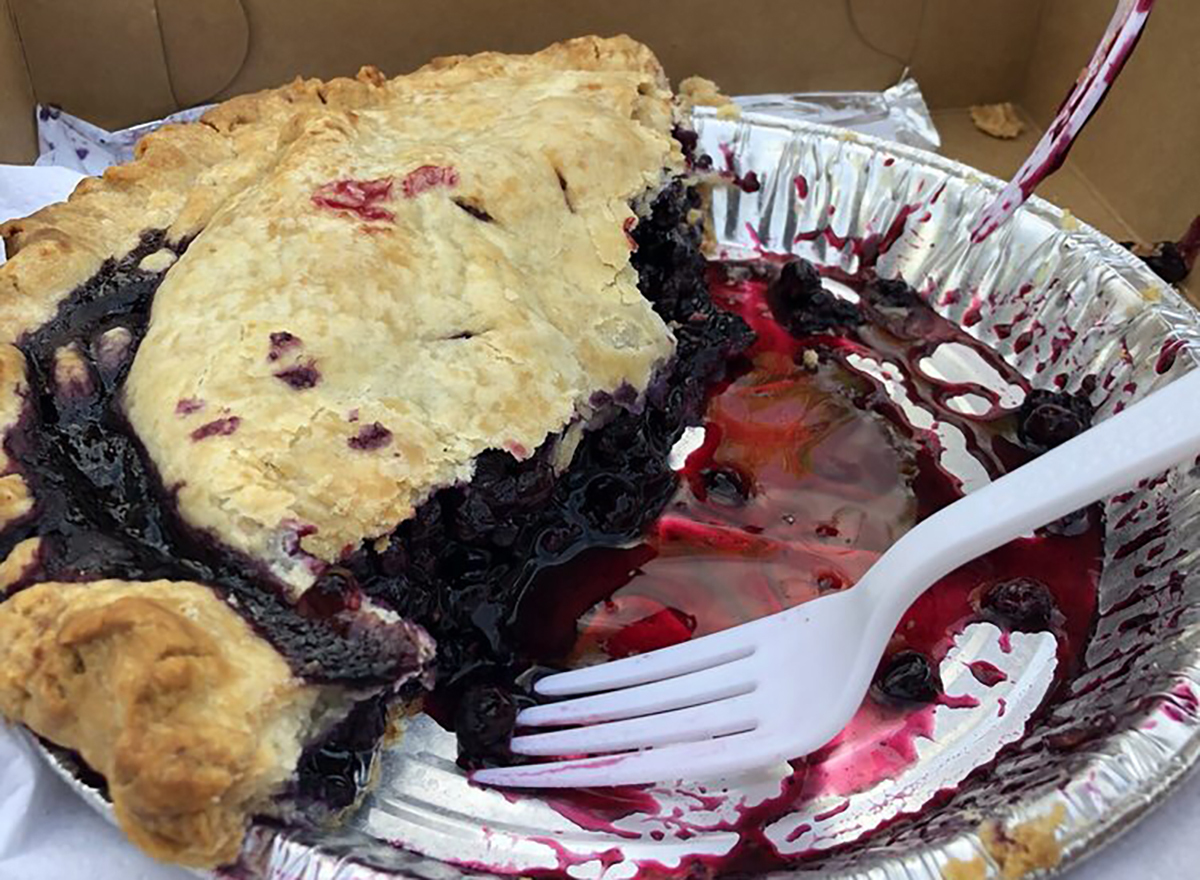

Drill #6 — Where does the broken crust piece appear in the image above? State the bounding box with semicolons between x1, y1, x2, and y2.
970;102;1026;140
678;75;742;119
0;580;356;868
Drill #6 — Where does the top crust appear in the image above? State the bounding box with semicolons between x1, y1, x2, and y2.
0;36;691;868
0;35;683;575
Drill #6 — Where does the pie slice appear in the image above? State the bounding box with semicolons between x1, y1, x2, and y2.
0;36;750;868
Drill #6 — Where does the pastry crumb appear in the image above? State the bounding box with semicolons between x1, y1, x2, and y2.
941;855;986;880
979;803;1066;879
801;349;820;370
970;103;1025;139
679;75;738;116
138;249;177;272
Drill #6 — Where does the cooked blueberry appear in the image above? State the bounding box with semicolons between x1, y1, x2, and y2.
1017;389;1094;452
766;258;862;337
438;545;493;585
578;473;641;533
738;171;761;193
982;577;1057;632
1122;240;1190;285
515;463;555;507
867;276;922;309
701;466;752;506
455;684;519;766
672;125;700;163
875;650;942;704
1142;243;1190;284
453;493;498;541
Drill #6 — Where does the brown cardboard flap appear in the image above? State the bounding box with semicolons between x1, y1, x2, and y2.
0;1;36;162
11;0;176;129
215;0;1044;108
157;0;247;109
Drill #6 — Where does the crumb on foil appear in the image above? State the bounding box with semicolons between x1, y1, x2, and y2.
941;855;986;880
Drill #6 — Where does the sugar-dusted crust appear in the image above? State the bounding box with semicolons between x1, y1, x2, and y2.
0;579;340;868
1;35;683;574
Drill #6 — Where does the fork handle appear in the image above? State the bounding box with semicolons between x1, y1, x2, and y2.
860;367;1200;637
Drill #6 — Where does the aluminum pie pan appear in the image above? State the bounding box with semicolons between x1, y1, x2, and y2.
34;110;1200;880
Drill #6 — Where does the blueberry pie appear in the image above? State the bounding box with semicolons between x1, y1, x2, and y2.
0;36;750;867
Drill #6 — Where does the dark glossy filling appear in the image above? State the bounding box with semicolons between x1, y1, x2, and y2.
343;180;753;687
0;174;753;800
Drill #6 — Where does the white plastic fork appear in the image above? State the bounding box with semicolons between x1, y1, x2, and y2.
475;366;1200;788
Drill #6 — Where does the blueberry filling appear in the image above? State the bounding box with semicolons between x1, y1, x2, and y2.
454;684;527;766
342;181;752;701
767;258;862;337
294;691;395;810
981;576;1058;632
0;173;754;782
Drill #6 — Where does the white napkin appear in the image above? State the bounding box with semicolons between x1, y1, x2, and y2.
0;163;86;264
0;728;191;880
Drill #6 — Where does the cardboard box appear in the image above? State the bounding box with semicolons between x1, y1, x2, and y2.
1;0;1197;298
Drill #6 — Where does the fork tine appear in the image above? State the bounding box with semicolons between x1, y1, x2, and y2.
517;656;757;727
510;693;758;756
534;633;755;697
472;732;762;788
